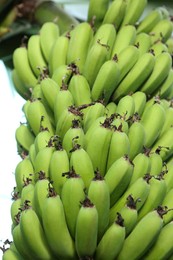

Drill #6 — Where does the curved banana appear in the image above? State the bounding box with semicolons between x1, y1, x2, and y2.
39;21;60;62
149;148;164;176
15;123;35;153
115;94;135;120
150;40;168;57
10;188;21;227
20;179;35;208
11;69;31;100
155;68;173;99
34;128;52;154
28;143;36;168
162;188;173;225
61;168;85;239
51;63;74;86
88;170;110;241
105;155;134;207
105;102;117;117
164;159;173;192
134;32;152;57
95;213;126;260
131;91;147;117
166;37;173;55
75;197;98;258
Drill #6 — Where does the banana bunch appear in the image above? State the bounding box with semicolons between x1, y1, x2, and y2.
3;0;173;259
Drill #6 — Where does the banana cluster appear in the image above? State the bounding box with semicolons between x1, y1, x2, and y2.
2;0;173;259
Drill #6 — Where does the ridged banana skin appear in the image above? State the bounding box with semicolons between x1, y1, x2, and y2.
137;177;167;221
40;77;60;111
149;18;173;44
112;51;155;102
128;120;146;160
12;47;37;88
134;32;152;57
11;69;31;100
61;174;85;239
27;34;47;77
39;21;60;62
149;151;163;176
105;155;134;208
162;188;173;225
115;95;135;120
95;218;126;260
75;201;98;258
131;91;147;117
117;209;163;260
20;183;35;208
68;73;92;106
91;58;120;104
42;194;77;259
82;40;110;87
102;0;128;30
49;147;69;195
34;129;52;154
155;68;173;99
20;207;53;259
120;0;147;27
70;146;95;189
87;0;110;28
136;7;165;34
141;101;166;148
14;157;34;194
88;175;110;241
67;22;94;73
111;25;137;57
140;52;172;96
145;221;173;260
26;99;55;136
15;123;35;152
106;129;130;171
109;176;151;225
49;34;69;76
129;151;151;185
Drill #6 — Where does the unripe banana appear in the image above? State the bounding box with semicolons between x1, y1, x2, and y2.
102;0;128;30
111;24;137;57
115;94;135;120
144;221;173;260
12;46;37;89
164;159;173;192
39;21;60;62
105;102;117;117
26;98;55;136
20;178;35;208
91;55;120;104
105;155;134;207
149;18;173;44
61;168;85;239
109;174;151;225
70;143;95;189
2;240;24;260
42;186;77;259
11;69;31;100
19;202;53;259
87;0;110;28
49;33;70;76
134;32;152;57
149;148;164;176
51;63;74;86
49;140;69;195
67;22;94;73
95;213;126;260
141;100;166;148
166;36;173;55
155;68;173;99
10;188;21;227
34;128;52;154
120;0;147;27
82;39;110;87
14;157;34;194
27;34;47;77
129;149;151;185
106;125;130;171
28;143;36;168
117;207;165;260
112;51;155;102
131;91;147;117
62;119;85;157
75;197;98;258
68;72;92;106
162;188;173;225
128;114;146;160
15;123;35;153
40;76;60;111
88;170;110;241
111;114;129;134
150;40;168;57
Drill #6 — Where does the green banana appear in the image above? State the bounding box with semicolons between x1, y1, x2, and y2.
120;0;147;27
111;24;137;57
130;91;147;116
166;37;173;55
149;148;164;176
2;240;24;260
67;22;94;73
106;125;130;171
115;94;135;120
15;123;35;153
11;69;31;100
51;63;74;86
42;186;77;259
34;128;52;154
75;197;98;258
155;68;173;99
28;144;36;169
88;169;110;241
27;34;47;77
48;33;70;76
39;21;60;62
20;178;35;208
102;0;128;30
134;32;152;57
164;159;173;192
162;188;173;225
61;168;85;239
10;188;21;227
70;143;95;189
12;46;38;89
112;51;155;102
117;207;165;260
105;102;117;117
105;155;134;207
95;213;126;260
150;40;168;57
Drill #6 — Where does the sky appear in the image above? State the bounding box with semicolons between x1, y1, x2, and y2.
0;61;25;256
